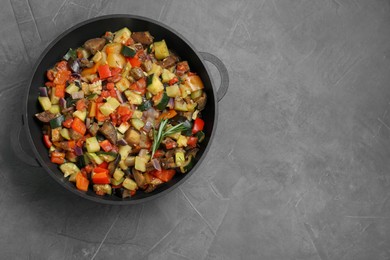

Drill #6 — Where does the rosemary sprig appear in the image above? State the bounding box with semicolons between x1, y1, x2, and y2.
151;119;191;157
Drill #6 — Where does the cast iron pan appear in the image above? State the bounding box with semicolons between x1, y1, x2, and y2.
18;14;229;204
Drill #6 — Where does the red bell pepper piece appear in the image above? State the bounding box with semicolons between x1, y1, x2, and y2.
43;134;52;148
127;57;141;67
110;67;122;77
159;109;177;120
76;172;89;191
62;118;73;128
151;169;176;182
98;64;112;79
153;149;165;158
76;99;87;111
54;83;66;98
187;136;198;148
92;167;110;184
51;151;65;164
98;161;109;169
54;70;71;85
168;77;179;86
71;117;86;136
192;118;204;134
99;140;113;152
106;82;115;90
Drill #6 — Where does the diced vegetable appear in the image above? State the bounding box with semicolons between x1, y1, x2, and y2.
122;178;138;190
116;77;130;92
113;168;125;181
154;40;170;60
38;96;52;111
49;104;61;114
147;75;164;95
161;68;176;83
87;152;104;165
92;167;110;184
135;156;147;172
185;75;204;92
177;135;188;148
73;110;87;122
192;118;204;134
166;84;180;97
131;118;145;131
60;162;80;178
99;97;120;116
50;115;65;129
107;53;126;68
175;151;185;166
113;27;131;44
98;64;112;79
60;128;71;140
86;137;100;153
76;173;89;191
121;45;136;57
117;122;130;134
124;90;143;105
151;169;176;182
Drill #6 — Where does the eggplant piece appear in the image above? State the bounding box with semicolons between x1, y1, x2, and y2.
99;121;117;145
170;115;188;126
131;31;154;45
160;55;178;69
141;60;153;72
130;67;144;80
69;128;83;141
68;58;81;73
88;122;99;136
84;38;106;55
144;184;157;193
35;111;57;123
145;161;155;172
113;187;125;198
124;128;141;147
124;156;135;167
132;169;147;189
195;92;207;111
160;157;176;169
107;153;121;175
80;58;93;68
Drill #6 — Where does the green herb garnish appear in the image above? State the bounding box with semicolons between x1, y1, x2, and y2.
151;119;191;157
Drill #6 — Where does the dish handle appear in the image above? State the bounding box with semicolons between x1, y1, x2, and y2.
200;52;229;102
10;115;41;167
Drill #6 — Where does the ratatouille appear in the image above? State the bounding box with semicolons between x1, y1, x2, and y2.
35;28;207;198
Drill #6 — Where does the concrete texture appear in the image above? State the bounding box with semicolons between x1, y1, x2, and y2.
2;0;390;259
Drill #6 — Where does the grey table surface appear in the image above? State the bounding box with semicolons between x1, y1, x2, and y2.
2;0;390;259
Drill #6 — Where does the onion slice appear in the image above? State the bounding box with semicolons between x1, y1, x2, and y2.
116;89;126;103
117;139;128;146
151;158;161;171
39;87;48;97
74;146;83;156
59;98;67;109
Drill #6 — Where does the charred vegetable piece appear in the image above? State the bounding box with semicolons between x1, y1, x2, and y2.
35;111;57;123
130;67;144;80
84;38;106;55
131;31;154;45
99;121;117;145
